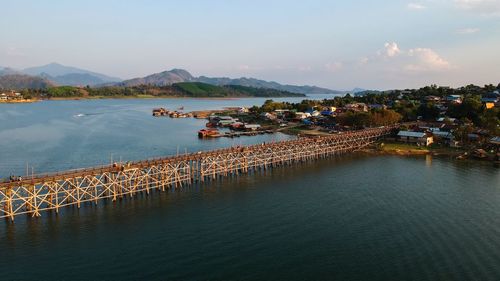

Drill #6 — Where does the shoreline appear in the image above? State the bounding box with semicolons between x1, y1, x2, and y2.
24;95;302;102
0;99;39;104
358;142;498;164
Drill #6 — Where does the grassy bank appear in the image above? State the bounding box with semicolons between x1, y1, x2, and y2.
362;142;467;157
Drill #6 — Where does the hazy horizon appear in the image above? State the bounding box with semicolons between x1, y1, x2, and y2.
1;0;499;90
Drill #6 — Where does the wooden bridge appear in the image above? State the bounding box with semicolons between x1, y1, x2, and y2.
0;126;397;221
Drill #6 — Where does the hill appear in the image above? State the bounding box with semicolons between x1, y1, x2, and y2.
0;67;21;76
173;82;229;97
21;82;305;98
0;74;53;90
118;69;342;95
2;65;343;95
23;63;122;86
172;82;304;97
117;69;194;87
197;76;343;95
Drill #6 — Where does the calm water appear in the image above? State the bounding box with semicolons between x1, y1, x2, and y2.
0;96;317;177
1;98;499;280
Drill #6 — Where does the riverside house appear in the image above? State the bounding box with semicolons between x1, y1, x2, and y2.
0;91;23;101
397;131;434;146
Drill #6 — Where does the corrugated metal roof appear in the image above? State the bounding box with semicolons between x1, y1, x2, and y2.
432;131;452;138
489;136;500;144
398;131;426;138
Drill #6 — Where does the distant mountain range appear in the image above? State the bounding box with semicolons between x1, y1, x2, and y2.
23;63;122;86
117;69;344;95
0;74;54;89
0;63;350;95
0;63;121;87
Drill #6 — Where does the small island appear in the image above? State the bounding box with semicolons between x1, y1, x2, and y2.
1;82;305;100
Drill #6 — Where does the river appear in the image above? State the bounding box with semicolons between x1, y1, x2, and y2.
0;97;499;280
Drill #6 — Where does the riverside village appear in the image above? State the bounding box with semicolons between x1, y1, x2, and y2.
154;84;500;163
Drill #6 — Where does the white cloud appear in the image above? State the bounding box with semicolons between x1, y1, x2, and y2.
363;43;453;73
381;42;401;57
325;62;343;72
454;0;500;16
406;48;452;72
455;27;480;34
408;3;427;10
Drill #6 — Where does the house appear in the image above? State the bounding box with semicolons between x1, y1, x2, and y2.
485;103;496;109
261;112;277;121
490;136;500;146
397;131;434;146
436;117;456;123
424;95;441;102
320;110;335;116
446;95;462;104
482;92;499;109
345;103;368;112
237;107;249;114
310;111;321;117
294;112;310;119
218;119;236;126
432;131;454;144
244;124;261;131
0;93;7;100
208;115;237;127
368;104;387;110
230;122;245;130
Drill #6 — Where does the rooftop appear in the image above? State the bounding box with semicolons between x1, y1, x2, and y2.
398;131;427;138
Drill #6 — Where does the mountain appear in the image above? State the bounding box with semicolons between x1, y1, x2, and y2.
172;82;304;97
351;88;367;93
0;74;54;89
118;69;342;95
23;63;122;86
197;76;343;95
44;73;112;86
117;69;194;87
0;67;21;76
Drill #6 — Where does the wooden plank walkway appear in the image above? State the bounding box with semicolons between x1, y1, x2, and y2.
0;126;397;221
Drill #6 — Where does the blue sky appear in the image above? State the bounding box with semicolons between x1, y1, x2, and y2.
1;0;499;89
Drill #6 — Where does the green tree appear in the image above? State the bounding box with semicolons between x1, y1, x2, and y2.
417;102;440;120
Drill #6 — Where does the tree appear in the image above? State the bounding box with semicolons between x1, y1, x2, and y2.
453;120;474;145
447;96;483;124
369;109;402;126
417;102;440;120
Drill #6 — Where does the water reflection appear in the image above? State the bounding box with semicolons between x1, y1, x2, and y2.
1;155;499;280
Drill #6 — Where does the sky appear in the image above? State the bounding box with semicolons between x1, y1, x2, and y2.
1;0;499;90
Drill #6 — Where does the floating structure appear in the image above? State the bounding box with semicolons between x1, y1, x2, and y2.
0;126;398;221
198;128;220;138
152;108;192;118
